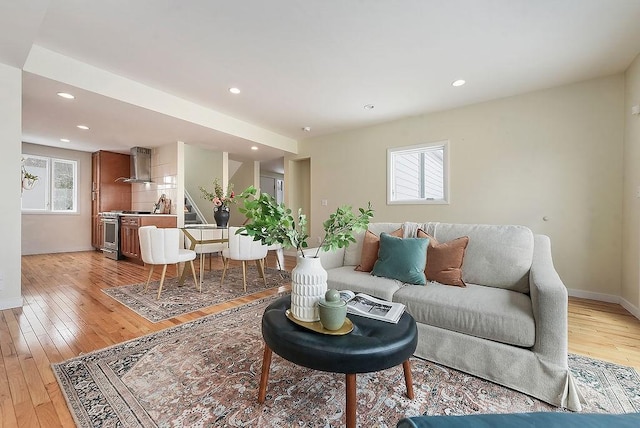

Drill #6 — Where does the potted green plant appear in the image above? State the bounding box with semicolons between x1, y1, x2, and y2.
237;185;373;257
21;158;39;193
237;185;373;321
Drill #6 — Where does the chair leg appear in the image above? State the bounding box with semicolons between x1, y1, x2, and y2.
242;261;247;292
220;257;229;286
275;248;284;271
256;258;267;287
157;264;168;299
190;260;199;292
144;265;155;292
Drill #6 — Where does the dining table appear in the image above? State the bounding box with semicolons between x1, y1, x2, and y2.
179;224;229;288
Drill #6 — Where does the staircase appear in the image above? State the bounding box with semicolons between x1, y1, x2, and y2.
184;189;206;224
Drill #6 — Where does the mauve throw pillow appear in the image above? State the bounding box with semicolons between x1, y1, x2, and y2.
355;228;403;272
417;229;469;287
371;233;428;285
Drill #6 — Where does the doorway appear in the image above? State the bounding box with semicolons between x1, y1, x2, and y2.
260;176;284;204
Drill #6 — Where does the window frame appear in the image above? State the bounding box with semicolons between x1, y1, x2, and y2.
51;157;78;212
387;140;450;205
21;154;78;214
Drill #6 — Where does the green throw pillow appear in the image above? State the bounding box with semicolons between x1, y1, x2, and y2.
371;233;428;285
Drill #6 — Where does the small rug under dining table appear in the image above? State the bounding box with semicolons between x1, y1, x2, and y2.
102;266;290;322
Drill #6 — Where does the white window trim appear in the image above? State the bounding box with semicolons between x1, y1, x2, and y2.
387;140;450;205
21;154;78;214
51;157;78;213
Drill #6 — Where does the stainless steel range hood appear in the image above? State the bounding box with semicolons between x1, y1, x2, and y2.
123;147;152;183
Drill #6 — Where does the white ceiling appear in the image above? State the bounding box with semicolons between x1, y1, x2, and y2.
4;1;640;168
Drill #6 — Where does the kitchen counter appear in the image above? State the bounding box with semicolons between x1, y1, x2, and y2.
119;213;177;217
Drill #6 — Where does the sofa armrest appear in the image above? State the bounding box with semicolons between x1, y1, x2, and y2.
529;234;569;362
304;247;346;270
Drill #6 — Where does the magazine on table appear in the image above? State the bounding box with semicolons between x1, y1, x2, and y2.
338;290;405;324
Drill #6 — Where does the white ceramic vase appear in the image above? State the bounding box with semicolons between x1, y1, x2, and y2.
290;256;327;322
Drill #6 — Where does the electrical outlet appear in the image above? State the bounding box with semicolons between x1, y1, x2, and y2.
321;199;328;206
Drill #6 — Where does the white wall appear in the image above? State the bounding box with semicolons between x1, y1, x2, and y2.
184;144;223;224
622;53;640;312
297;75;625;296
131;143;179;214
229;160;258;227
0;64;23;309
21;143;93;255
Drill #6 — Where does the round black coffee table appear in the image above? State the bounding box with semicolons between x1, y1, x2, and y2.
258;295;418;428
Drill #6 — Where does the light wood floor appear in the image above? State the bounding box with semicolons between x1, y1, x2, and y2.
2;251;640;427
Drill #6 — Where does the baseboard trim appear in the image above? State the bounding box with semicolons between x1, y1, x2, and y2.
22;246;95;255
0;296;23;310
568;288;640;321
620;297;640;320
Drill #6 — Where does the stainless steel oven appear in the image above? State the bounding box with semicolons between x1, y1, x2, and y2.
101;212;121;260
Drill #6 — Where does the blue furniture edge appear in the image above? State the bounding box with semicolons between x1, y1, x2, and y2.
397;412;640;428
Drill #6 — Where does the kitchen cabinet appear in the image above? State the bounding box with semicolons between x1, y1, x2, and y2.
120;215;177;264
91;151;131;249
120;216;141;260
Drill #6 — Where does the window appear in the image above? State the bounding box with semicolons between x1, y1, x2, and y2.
387;141;449;204
22;154;78;213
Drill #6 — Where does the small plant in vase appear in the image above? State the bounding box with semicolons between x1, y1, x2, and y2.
199;178;236;227
21;158;39;193
238;185;373;321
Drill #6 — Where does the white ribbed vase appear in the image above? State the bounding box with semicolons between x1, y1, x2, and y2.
290;256;328;322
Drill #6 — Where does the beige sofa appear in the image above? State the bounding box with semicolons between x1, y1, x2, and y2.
316;222;583;411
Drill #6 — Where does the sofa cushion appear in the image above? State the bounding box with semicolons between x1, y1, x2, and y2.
417;230;468;287
393;282;535;347
344;223;404;266
372;233;428;285
397;412;640;428
327;266;401;301
420;223;534;293
355;228;404;272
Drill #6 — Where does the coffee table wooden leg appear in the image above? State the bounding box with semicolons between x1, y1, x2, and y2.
258;344;272;404
402;359;414;399
346;373;356;428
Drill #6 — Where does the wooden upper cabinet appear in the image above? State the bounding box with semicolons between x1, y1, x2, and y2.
93;151;131;213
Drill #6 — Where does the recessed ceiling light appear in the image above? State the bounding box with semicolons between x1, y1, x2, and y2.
452;79;466;87
57;92;75;99
77;125;90;130
229;87;241;94
251;146;258;151
364;104;375;110
60;138;70;143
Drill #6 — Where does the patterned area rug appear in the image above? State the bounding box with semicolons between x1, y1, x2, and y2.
53;298;640;428
102;266;290;322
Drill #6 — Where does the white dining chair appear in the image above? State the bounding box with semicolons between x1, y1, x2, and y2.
138;226;198;299
221;226;269;291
